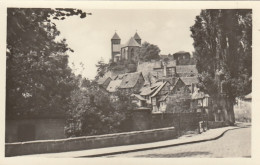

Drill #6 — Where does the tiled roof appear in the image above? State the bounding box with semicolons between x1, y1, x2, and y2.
180;77;199;86
123;37;141;47
131;94;146;101
106;79;122;92
111;32;120;40
133;32;141;40
119;72;143;89
140;82;163;96
176;65;198;74
112;44;122;52
151;81;169;98
97;77;111;85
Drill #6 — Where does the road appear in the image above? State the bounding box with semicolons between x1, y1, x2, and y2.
105;127;251;158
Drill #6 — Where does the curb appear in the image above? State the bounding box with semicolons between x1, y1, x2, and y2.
78;126;248;157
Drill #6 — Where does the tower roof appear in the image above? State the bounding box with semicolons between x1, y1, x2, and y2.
133;32;141;40
124;37;141;47
111;32;121;40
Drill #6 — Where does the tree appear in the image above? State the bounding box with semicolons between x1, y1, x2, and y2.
95;58;108;80
6;8;89;118
65;82;136;137
190;9;252;124
139;42;161;61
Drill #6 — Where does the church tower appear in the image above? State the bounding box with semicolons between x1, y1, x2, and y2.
111;32;121;62
133;32;141;45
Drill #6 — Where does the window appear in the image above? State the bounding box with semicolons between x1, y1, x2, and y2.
131;48;134;59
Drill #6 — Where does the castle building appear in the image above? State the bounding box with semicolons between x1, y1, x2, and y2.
111;32;142;63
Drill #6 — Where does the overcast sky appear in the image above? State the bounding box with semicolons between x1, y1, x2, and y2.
54;9;201;79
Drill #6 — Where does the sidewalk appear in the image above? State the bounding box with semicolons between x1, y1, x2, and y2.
19;124;249;158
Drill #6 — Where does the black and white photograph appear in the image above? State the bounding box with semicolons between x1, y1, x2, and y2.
1;1;259;164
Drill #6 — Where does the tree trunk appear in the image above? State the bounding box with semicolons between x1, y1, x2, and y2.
218;96;235;125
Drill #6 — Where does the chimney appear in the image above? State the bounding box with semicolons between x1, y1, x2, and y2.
191;83;194;93
172;67;176;77
163;64;167;77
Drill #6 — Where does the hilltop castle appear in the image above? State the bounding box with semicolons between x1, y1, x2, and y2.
111;32;142;63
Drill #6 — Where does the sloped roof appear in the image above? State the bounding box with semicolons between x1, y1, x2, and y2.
176;65;198;74
153;61;162;69
131;94;146;101
106;79;122;92
111;32;120;40
151;81;169;98
133;32;141;40
124;37;141;47
97;77;111;85
140;81;163;96
119;72;143;89
180;77;199;86
112;44;122;52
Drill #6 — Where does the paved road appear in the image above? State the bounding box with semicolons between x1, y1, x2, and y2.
105;127;251;158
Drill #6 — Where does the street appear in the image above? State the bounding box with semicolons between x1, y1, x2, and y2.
105;127;251;158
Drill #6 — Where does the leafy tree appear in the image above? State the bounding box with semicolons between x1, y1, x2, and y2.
139;42;161;61
190;9;252;124
65;82;136;137
95;58;109;80
6;8;89;118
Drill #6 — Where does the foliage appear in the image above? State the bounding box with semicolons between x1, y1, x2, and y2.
190;9;252;101
6;8;89;118
65;82;136;137
139;42;161;62
95;58;108;80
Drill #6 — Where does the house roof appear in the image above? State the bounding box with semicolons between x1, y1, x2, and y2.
140;81;163;96
123;37;141;47
97;77;111;85
133;32;141;40
180;77;199;86
151;81;169;98
158;95;168;102
106;79;122;92
111;32;121;40
131;94;146;101
112;44;122;52
119;72;143;89
176;65;198;74
153;61;162;69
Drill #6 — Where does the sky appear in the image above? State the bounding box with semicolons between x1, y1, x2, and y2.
54;9;201;79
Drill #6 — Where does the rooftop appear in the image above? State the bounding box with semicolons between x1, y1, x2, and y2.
119;72;143;89
111;32;121;40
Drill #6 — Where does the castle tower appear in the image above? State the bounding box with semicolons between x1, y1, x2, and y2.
133;32;141;45
111;32;121;62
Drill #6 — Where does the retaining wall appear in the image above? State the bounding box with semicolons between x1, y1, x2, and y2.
208;121;228;129
6;127;176;157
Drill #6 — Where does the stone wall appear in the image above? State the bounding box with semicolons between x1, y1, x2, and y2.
6;118;66;143
132;109;202;133
208;121;228;129
6;127;176;157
